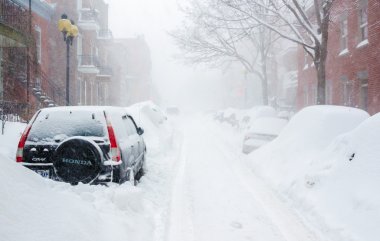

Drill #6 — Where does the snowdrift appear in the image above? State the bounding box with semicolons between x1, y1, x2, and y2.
127;101;174;155
0;122;25;160
248;105;380;241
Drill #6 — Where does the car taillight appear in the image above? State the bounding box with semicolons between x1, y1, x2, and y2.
104;112;121;162
16;124;32;163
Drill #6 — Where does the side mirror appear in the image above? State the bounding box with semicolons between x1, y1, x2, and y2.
137;127;144;135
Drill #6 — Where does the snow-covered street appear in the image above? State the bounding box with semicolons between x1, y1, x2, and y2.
1;104;379;241
166;116;321;241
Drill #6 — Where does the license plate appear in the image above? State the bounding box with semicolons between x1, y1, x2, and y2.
35;170;50;178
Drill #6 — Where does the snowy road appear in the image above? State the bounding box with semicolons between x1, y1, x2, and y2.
165;117;322;241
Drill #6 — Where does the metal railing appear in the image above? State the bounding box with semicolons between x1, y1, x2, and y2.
0;100;28;119
33;67;64;106
79;9;99;23
0;0;29;34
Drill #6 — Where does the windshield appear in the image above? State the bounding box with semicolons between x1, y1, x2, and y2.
27;110;106;143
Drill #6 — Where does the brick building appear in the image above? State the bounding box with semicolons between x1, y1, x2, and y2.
297;0;380;115
75;0;113;106
49;0;112;106
0;0;62;119
108;36;152;106
1;0;152;119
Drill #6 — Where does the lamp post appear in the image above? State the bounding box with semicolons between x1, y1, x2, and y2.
58;14;78;106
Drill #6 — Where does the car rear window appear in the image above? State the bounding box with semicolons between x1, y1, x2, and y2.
27;110;106;142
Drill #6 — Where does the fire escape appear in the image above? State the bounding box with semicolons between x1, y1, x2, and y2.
0;0;63;121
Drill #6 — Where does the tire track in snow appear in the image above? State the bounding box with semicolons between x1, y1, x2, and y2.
165;133;195;241
209;121;326;241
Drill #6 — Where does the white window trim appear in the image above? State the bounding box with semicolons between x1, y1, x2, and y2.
356;39;369;49
339;48;349;56
359;7;368;42
340;18;348;51
35;25;42;64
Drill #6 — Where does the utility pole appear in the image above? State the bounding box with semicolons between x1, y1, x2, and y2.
58;15;78;106
66;39;70;105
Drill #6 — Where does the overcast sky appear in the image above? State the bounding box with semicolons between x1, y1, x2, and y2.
105;0;224;111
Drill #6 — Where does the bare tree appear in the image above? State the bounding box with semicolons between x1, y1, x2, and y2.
221;0;336;104
171;0;279;105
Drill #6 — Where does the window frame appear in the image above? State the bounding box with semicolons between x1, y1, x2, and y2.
358;4;368;42
340;17;348;51
34;25;42;64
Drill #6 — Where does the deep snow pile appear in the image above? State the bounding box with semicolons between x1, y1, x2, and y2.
127;101;174;155
247;105;380;241
0;103;178;241
0;122;26;160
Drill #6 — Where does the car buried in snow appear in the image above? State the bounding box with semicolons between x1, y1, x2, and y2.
16;106;146;185
242;117;288;154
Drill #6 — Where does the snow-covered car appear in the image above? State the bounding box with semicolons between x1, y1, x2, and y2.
129;101;168;127
242;117;288;154
16;106;146;185
166;106;180;115
239;106;277;130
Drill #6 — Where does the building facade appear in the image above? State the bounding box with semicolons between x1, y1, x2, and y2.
1;0;152;120
109;37;152;106
0;0;60;119
297;0;380;115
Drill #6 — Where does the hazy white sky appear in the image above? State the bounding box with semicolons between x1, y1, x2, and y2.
105;0;224;111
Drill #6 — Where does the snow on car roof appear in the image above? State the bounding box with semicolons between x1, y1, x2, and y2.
39;106;131;116
248;117;288;136
244;106;276;119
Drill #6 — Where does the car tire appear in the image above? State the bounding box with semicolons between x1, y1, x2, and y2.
53;137;103;184
135;154;146;181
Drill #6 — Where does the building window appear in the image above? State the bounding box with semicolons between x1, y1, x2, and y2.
359;3;368;42
312;84;317;104
35;77;41;89
358;71;368;111
303;51;308;69
303;85;309;105
341;76;352;106
340;17;348;51
35;26;42;63
326;81;332;104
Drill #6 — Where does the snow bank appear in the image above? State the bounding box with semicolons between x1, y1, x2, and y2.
127;101;174;155
245;106;276;120
215;106;277;130
248;105;376;241
248;117;288;136
0;122;26;160
304;113;380;241
0;150;153;241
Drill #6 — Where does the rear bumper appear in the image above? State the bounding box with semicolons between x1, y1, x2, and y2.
21;162;120;184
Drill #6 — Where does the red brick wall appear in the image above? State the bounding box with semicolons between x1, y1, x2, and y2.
297;0;380;115
32;13;50;74
367;0;380;114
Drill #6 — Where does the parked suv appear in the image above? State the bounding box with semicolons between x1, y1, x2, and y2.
16;106;146;185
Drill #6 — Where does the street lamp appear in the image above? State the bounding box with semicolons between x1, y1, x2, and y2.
58;14;78;106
